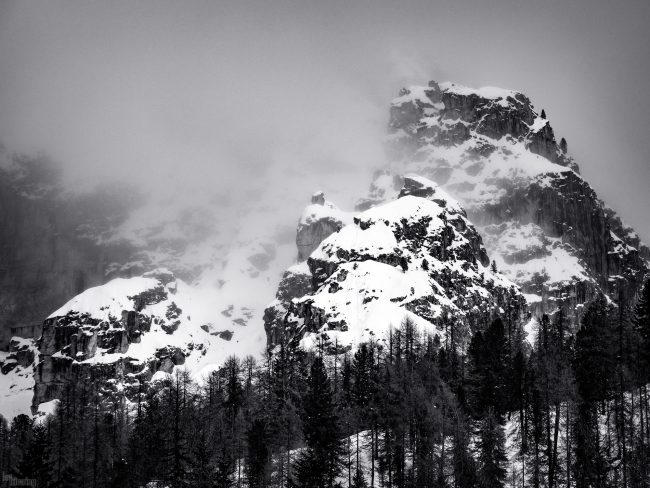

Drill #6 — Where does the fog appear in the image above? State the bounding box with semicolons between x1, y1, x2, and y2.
1;0;649;240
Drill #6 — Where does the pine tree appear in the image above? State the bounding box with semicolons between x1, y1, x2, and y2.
0;416;10;477
453;417;479;488
214;445;235;488
128;388;168;485
9;414;32;477
268;340;306;486
541;109;547;119
189;431;217;488
573;296;614;488
293;356;343;488
467;319;510;417
247;419;271;488
574;296;615;403
351;344;374;413
633;279;650;383
111;458;129;488
476;409;507;488
16;422;52;486
352;467;369;488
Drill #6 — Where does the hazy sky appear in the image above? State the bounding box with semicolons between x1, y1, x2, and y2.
1;0;649;240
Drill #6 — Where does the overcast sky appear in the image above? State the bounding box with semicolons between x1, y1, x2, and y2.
0;0;649;240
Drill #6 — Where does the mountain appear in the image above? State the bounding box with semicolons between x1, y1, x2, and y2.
265;81;648;354
1;80;648;418
364;81;648;323
265;175;528;354
0;152;357;416
31;268;272;410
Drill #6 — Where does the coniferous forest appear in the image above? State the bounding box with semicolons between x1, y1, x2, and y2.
1;280;650;488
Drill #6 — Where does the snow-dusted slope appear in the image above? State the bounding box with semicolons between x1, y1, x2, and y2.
367;80;648;320
33;269;270;409
0;153;368;414
265;175;527;353
0;338;38;419
22;170;364;412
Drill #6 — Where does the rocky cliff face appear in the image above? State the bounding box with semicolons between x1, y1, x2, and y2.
31;268;266;411
296;191;352;261
265;176;528;353
371;81;648;322
0;154;135;347
266;80;648;353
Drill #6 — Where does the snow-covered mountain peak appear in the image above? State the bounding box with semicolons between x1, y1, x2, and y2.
33;268;270;411
266;173;526;354
375;80;648;321
384;80;581;212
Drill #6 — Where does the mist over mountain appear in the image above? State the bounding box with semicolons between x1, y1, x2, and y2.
1;1;649;241
0;2;649;487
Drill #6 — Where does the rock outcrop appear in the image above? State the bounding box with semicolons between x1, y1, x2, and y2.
266;176;527;353
30;269;262;411
296;192;352;261
372;81;648;322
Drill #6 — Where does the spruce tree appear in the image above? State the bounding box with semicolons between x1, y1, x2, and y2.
189;431;217;488
293;356;343;488
453;418;479;488
467;319;510;417
16;422;52;486
247;419;271;488
633;279;650;383
573;296;614;488
476;409;507;488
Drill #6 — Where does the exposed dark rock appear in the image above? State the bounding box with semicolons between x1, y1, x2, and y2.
296;193;348;261
129;286;168;312
31;276;194;409
382;80;647;322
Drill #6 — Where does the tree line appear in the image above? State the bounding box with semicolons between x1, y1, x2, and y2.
1;279;650;488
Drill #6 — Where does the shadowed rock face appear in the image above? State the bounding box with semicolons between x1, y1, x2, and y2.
263;263;313;348
0;163;135;347
32;273;188;409
380;80;648;322
297;219;341;262
296;192;350;262
389;81;578;173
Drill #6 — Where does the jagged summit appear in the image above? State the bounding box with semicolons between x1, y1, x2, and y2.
265;175;526;353
362;80;648;321
389;80;578;174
